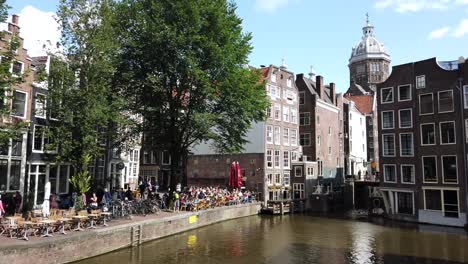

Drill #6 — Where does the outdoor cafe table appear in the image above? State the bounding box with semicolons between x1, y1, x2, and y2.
58;218;72;235
18;221;34;241
100;212;112;227
40;219;57;237
87;214;99;229
72;215;88;231
5;216;22;225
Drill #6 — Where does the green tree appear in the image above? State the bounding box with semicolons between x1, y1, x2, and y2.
0;2;29;147
114;0;269;191
48;0;135;183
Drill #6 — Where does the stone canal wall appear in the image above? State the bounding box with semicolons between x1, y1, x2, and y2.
0;203;261;264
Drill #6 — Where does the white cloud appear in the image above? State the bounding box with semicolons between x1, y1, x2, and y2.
375;0;451;13
455;0;468;4
17;5;60;56
255;0;290;13
453;19;468;37
428;26;450;38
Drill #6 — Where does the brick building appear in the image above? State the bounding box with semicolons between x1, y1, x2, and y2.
187;63;301;202
377;57;468;227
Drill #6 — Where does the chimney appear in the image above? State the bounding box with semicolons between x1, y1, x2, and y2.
316;75;324;99
8;14;20;34
330;83;336;105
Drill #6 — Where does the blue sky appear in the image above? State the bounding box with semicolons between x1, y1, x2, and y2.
8;0;468;92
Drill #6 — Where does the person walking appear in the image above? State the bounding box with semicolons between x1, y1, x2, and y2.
173;192;180;212
0;195;5;217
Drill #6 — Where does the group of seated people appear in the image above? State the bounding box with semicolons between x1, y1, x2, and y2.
176;186;255;211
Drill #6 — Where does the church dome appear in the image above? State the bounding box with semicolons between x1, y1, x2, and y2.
349;19;390;65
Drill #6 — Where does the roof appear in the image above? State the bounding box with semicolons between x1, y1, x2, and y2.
345;94;374;114
296;74;333;104
260;67;269;82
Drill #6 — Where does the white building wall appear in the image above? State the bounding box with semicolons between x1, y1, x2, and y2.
348;102;368;178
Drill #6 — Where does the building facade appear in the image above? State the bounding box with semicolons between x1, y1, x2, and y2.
187;63;300;203
295;73;344;184
378;57;468;227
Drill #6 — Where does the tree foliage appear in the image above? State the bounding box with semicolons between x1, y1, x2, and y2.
113;0;269;190
48;0;135;173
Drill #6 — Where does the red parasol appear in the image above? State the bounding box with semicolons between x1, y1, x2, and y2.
236;162;243;188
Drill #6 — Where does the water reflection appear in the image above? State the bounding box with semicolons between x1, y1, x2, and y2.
76;215;468;264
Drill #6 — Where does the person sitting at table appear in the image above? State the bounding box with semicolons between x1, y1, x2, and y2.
89;193;98;209
50;193;59;209
59;195;71;209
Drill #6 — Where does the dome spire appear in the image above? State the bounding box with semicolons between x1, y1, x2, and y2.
362;12;374;37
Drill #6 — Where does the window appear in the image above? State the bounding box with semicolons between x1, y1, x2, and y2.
307;167;314;177
290;129;297;146
442;156;457;183
317;116;320;125
283;172;290;186
398;85;411;101
268;85;278;98
399;109;412;128
274;126;280;145
275;173;281;184
11;136;22;156
274;104;281;120
267;173;273;185
424;189;442;210
400;133;414;156
12;61;24;75
283;128;289;146
290;108;297;124
440;121;455;144
11;90;27;118
300;133;311;146
383;164;396;182
35;93;46;118
421;123;435;145
293;183;304;199
274;150;280;168
464;86;468;109
397;192;414;215
381;87;393;103
317;136;321;145
443;190;459;217
438;90;454;113
267;106;272;119
33;125;51;152
162;151;171;165
266;125;273;144
271;72;276;83
283;151;290;169
283;106;289;122
401;165;415;184
291;151;298;162
381;111;394;129
382;134;395;156
299;91;305;105
416;75;426;89
300;112;310;126
287;78;292;88
295;166;302;177
318;161;323;176
266;149;273;168
423;156;437;182
419;93;433;115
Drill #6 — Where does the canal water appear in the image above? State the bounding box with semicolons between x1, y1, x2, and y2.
76;215;468;264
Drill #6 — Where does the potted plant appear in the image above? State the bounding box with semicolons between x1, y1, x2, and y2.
69;155;92;211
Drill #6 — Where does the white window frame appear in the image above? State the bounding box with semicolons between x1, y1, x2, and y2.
395;191;415;215
11;61;24;76
441;155;458;184
382;133;396;157
307;167;314;177
290;129;297;146
274;104;281;121
290;108;297;124
419;93;434;116
420;123;436;146
267;106;272;119
161;151;171;165
283;172;290;186
274;172;281;185
283;128;289;146
380;87;394;104
398;84;412;102
274;126;281;145
266;125;273;144
283;151;290;169
439;121;456;145
422;155;438;184
300;112;310;126
293;183;305;199
294;166;302;177
267;173;273;185
381;110;394;130
11;90;28;119
401;164;415;184
283;106;289;122
437;90;454;113
416;75;426;89
398;108;412;128
300;133;311;146
274;150;280;168
35;93;47;119
399;133;414;157
271;72;277;83
266;149;273;168
383;164;397;183
422;187;460;217
32;125;46;153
